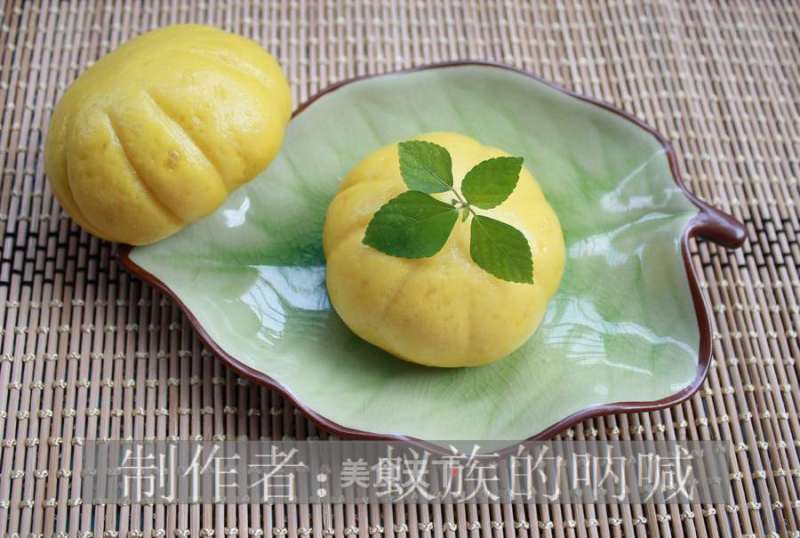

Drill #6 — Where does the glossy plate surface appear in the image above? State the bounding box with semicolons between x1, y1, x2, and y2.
123;63;745;446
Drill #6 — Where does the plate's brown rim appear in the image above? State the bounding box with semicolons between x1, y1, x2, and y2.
119;61;746;450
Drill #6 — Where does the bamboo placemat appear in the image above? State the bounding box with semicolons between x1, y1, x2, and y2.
1;0;799;536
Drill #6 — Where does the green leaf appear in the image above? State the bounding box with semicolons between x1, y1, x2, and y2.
363;191;458;258
398;140;453;193
461;156;524;209
470;215;533;283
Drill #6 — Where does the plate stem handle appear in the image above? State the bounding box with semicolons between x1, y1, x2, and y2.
690;199;747;249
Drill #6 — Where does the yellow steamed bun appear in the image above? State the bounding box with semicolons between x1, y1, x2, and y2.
323;132;565;367
45;24;291;245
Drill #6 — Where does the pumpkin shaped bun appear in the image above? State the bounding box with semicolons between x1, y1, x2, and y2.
45;24;291;245
323;132;566;368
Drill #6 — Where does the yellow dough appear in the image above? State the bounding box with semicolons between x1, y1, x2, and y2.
323;132;565;367
45;24;291;245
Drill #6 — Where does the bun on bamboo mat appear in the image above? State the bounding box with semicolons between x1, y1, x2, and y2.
1;1;798;537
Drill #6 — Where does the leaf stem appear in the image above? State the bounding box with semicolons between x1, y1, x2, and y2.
449;187;477;218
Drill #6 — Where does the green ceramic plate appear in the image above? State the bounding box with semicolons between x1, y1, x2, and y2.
123;63;745;446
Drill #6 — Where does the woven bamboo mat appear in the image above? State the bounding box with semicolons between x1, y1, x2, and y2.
1;0;799;536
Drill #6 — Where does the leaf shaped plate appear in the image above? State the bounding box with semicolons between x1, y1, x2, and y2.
122;63;745;447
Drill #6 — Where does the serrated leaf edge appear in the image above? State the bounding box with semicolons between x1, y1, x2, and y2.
469;214;534;284
461;156;524;210
362;191;459;259
398;140;454;193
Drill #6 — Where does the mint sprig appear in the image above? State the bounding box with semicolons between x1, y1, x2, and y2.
362;140;534;284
